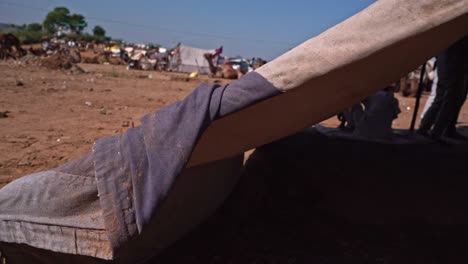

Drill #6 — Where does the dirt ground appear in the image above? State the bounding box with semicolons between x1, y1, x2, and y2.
0;62;228;187
2;61;466;188
1;61;468;263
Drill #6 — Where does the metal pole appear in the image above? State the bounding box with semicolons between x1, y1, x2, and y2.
410;62;427;131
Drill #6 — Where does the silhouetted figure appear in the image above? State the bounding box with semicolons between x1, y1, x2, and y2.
418;35;468;140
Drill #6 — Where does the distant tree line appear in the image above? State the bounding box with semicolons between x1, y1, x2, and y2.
0;6;110;44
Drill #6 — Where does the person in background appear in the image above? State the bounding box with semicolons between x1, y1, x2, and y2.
213;46;223;62
418;35;468;141
337;85;400;141
421;65;438;118
353;86;401;140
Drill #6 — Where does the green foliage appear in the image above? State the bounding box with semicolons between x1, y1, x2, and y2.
68;14;87;33
18;30;44;44
43;6;87;34
0;23;46;44
69;14;84;24
26;23;42;32
93;25;106;37
53;7;71;15
24;23;46;44
3;6;114;44
0;31;41;45
76;33;94;42
43;6;70;34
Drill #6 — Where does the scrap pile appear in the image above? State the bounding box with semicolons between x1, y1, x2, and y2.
2;32;268;79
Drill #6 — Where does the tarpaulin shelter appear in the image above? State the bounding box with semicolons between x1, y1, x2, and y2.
170;44;215;74
1;0;468;263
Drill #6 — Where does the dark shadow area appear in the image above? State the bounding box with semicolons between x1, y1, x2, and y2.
457;125;468;137
153;127;468;264
0;243;108;264
3;128;467;264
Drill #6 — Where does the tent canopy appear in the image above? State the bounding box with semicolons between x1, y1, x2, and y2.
172;44;215;74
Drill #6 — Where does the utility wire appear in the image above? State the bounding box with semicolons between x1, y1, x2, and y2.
0;1;296;47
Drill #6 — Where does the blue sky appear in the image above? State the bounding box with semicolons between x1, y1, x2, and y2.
0;0;376;60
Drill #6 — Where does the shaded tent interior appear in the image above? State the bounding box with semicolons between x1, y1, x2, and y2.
2;127;468;263
152;127;468;264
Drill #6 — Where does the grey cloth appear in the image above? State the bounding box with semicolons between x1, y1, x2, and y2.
0;72;279;262
0;172;111;259
0;155;111;259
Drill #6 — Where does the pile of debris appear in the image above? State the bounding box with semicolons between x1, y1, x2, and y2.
41;48;81;70
2;33;269;79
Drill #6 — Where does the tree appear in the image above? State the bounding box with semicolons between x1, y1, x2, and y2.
26;23;42;32
68;14;87;33
43;7;70;34
42;7;87;34
93;25;106;37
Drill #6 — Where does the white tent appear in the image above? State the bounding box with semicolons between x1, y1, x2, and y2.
171;44;215;74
